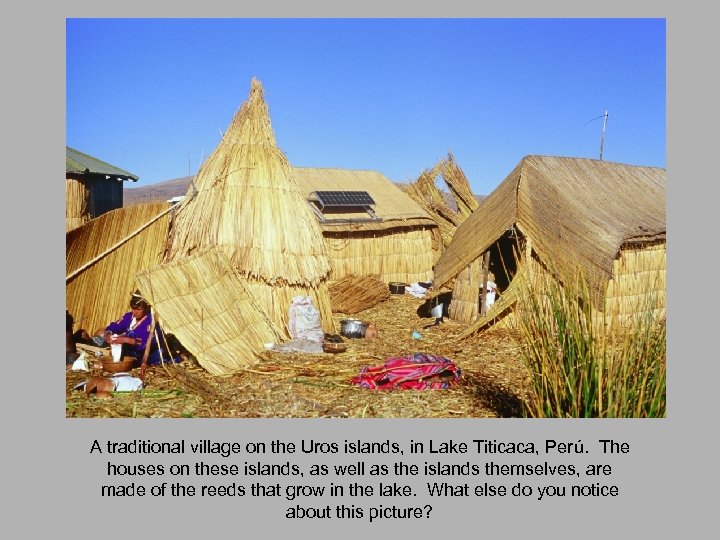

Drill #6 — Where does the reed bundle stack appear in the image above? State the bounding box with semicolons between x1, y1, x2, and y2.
436;154;482;322
404;153;479;248
439;153;480;219
404;153;482;321
404;163;462;248
328;274;391;314
164;78;333;334
66;201;171;334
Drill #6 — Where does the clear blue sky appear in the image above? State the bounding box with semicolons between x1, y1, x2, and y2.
66;18;665;195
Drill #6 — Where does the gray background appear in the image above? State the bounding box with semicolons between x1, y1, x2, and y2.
5;3;716;539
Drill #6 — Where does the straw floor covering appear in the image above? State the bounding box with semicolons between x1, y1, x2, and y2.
66;293;531;418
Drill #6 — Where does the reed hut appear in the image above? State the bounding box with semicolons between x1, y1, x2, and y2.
66;146;139;232
164;78;334;336
433;155;666;331
66;201;173;335
293;167;438;284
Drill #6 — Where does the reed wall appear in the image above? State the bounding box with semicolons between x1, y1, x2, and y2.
323;227;434;284
448;257;481;323
604;242;666;329
66;202;171;336
66;178;90;232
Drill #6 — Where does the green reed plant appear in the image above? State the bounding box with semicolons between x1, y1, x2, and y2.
516;270;665;418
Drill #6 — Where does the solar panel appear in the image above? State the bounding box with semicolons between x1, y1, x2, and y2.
313;191;375;207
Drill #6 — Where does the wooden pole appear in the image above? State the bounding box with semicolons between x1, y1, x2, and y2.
479;251;491;316
139;314;157;382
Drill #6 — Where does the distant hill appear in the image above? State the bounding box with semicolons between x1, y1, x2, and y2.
124;176;486;207
123;176;194;206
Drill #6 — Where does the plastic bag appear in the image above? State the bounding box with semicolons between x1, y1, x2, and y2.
288;296;324;342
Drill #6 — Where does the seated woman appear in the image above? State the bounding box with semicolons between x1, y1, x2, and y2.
101;290;181;367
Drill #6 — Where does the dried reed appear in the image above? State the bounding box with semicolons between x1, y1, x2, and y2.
439;152;479;219
329;275;391;314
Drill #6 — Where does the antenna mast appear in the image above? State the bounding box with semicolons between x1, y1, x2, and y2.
599;110;608;160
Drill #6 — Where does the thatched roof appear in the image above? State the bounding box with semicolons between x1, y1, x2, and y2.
434;155;666;300
66;146;139;181
293;167;436;232
165;78;331;287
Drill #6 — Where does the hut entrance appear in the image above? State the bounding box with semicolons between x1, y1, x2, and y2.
483;227;524;295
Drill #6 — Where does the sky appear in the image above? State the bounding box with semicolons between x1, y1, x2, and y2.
66;18;665;195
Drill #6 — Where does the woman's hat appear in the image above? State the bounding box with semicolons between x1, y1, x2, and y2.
130;289;150;308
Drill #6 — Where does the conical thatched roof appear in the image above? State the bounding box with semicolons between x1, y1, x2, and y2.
165;78;331;287
433;155;666;302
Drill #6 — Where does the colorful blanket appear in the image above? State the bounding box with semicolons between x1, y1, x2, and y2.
351;352;461;390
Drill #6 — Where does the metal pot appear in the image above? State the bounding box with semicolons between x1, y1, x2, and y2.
340;319;368;339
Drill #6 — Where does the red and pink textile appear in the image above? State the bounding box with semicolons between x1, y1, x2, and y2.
351;352;461;390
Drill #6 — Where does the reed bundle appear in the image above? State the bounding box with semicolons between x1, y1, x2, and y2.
439;152;479;219
404;167;461;248
136;247;285;376
329;274;391;314
66;202;171;335
403;153;479;250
